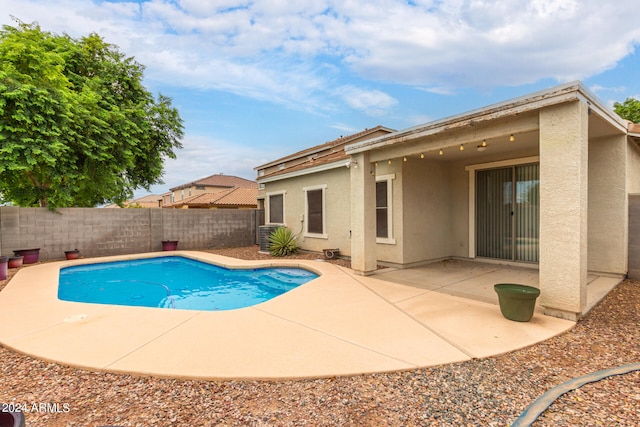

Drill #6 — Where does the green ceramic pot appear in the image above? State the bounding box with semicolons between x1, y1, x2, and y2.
494;283;540;322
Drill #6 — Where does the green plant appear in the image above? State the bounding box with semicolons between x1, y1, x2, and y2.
268;226;300;257
0;20;184;208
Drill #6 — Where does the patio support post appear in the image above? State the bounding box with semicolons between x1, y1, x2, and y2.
587;134;628;274
350;152;377;275
539;100;589;320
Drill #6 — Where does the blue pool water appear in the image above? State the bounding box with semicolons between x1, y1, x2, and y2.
58;256;318;311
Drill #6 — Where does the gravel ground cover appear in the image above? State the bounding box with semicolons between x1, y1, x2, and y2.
0;246;638;426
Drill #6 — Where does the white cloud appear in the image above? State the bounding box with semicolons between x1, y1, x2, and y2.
330;122;359;134
334;85;398;116
153;134;261;192
3;0;640;110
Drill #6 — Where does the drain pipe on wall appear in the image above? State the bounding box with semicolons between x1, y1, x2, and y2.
511;362;640;426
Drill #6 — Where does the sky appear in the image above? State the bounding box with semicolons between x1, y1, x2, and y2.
2;0;640;197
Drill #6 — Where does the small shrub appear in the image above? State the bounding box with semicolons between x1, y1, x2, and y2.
268;226;300;257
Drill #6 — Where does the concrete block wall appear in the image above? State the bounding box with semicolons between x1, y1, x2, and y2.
160;209;255;251
0;207;256;260
628;195;640;280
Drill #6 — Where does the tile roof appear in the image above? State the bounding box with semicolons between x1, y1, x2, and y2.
170;174;257;191
256;126;395;179
104;194;163;208
164;187;258;208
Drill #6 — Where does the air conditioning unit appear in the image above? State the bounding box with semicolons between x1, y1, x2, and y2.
258;224;281;253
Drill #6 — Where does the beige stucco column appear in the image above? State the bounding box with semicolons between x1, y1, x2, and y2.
588;134;628;274
539;101;589;320
350;151;377;275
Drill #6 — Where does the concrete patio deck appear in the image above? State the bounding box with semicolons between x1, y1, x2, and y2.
0;252;618;380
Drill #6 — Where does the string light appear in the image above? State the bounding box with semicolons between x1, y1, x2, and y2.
439;149;444;156
459;144;464;151
509;134;515;142
420;153;425;159
403;156;407;162
388;159;392;165
481;140;487;147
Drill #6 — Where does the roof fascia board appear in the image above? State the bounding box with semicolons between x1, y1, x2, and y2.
254;145;338;171
346;82;627;155
254;126;396;171
368;114;540;163
577;86;628;133
258;159;346;183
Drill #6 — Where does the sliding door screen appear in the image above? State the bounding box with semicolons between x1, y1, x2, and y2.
476;164;539;262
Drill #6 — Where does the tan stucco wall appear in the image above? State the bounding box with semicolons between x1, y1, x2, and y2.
588;135;628;274
539;101;589;319
371;161;404;264
401;158;454;264
263;167;353;255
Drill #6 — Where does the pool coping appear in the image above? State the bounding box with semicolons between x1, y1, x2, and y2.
0;251;575;380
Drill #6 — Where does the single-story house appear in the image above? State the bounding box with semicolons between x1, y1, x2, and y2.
256;81;640;321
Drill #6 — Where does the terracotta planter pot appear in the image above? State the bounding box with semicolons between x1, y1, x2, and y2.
162;240;179;251
65;250;80;260
0;256;8;281
8;256;24;269
13;248;40;264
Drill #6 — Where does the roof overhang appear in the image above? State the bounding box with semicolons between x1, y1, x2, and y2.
257;159;347;183
254;126;396;171
345;81;628;156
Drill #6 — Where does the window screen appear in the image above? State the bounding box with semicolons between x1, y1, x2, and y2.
307;189;323;234
269;194;284;224
376;181;388;238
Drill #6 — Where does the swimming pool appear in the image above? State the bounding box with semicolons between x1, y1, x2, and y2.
58;256;318;311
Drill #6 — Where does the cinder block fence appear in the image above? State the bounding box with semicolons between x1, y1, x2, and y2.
0;207;256;260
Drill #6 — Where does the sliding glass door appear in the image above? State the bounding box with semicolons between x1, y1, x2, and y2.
476;164;539;262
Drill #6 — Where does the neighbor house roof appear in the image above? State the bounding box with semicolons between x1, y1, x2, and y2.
164;187;258;208
104;194;163;208
169;174;257;191
255;126;395;182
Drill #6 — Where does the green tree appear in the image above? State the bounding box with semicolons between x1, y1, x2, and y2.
0;20;183;207
614;97;640;123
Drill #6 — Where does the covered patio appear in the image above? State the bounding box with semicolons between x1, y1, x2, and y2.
367;259;621;318
346;82;635;321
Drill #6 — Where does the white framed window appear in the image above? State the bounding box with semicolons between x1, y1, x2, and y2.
304;184;327;238
266;191;286;225
376;174;396;244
